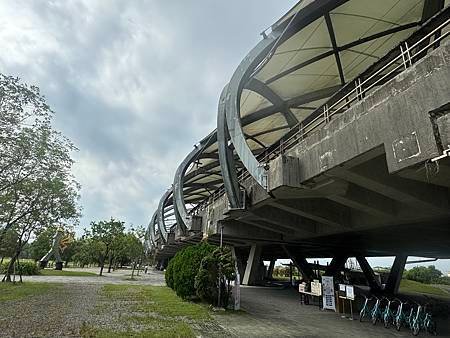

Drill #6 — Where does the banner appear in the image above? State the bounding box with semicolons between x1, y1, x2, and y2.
322;276;336;311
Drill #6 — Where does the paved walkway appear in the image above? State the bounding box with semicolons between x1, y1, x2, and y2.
214;286;450;337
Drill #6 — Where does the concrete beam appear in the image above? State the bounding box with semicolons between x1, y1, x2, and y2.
282;245;315;281
328;183;396;219
324;255;348;277
238;216;295;235
355;255;382;292
384;254;407;294
331;162;450;215
251;206;317;234
270;199;350;228
242;244;262;285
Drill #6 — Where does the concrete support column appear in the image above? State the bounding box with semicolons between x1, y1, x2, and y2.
282;245;315;281
324;255;348;277
356;255;382;292
267;259;276;280
384;254;407;294
242;244;262;285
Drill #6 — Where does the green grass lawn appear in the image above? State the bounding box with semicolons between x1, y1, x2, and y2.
81;285;211;337
0;282;58;302
39;269;97;277
399;279;449;297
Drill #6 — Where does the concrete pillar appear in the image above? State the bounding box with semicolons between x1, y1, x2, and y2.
267;259;275;280
356;255;382;292
324;255;348;277
282;245;315;281
384;254;407;294
242;244;262;285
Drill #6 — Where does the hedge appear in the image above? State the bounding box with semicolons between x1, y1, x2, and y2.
0;260;40;275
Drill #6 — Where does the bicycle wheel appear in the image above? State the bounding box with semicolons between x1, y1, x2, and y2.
372;314;378;325
428;321;437;336
395;318;401;331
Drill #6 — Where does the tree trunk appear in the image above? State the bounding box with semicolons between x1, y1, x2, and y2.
2;251;18;282
107;251;113;273
99;255;105;276
131;262;136;279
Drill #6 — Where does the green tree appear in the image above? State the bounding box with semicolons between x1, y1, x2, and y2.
0;74;81;282
404;265;442;284
90;218;125;276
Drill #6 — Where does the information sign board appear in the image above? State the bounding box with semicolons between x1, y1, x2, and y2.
322;276;336;311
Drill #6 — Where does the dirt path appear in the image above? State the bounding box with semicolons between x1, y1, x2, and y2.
23;268;166;285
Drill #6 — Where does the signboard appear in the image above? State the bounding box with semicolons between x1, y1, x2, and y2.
311;280;322;296
299;283;306;293
345;285;355;300
322;276;336;311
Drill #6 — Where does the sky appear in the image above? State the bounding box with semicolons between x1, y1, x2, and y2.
0;0;297;232
0;1;448;273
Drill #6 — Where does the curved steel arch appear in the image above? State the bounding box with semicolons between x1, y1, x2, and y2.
157;189;173;243
173;132;217;231
217;84;241;208
224;0;349;188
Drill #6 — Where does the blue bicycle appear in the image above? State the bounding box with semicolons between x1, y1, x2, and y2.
371;296;386;325
411;302;437;336
383;298;399;328
359;295;373;322
394;299;410;331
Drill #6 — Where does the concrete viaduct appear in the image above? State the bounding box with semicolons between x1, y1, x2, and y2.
144;0;450;294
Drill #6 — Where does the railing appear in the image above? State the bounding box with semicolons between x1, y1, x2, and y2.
188;14;450;217
259;16;450;164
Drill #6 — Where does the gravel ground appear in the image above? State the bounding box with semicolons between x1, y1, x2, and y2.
0;269;166;337
0;283;100;337
23;267;166;286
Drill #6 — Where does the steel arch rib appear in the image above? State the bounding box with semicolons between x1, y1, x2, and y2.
173;132;217;232
157;189;172;243
217;84;241;208
224;0;347;188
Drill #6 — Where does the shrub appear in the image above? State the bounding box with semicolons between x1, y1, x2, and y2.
165;258;174;289
195;246;236;307
0;260;40;275
167;242;215;299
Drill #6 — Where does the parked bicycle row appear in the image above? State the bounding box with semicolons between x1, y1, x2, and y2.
359;295;437;336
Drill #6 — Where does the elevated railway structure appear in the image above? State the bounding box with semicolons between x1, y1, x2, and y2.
144;0;450;293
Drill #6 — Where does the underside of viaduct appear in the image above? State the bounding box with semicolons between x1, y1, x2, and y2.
145;0;450;294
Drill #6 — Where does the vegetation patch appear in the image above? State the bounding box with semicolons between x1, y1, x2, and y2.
39;269;97;277
400;279;449;297
81;284;219;338
0;282;58;302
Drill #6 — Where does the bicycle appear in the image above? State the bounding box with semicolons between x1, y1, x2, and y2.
359;295;373;322
412;302;437;336
383;298;399;328
423;309;437;336
371;296;385;325
394;299;409;331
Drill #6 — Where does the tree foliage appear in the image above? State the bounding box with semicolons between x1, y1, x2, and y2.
0;74;80;282
404;265;443;284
